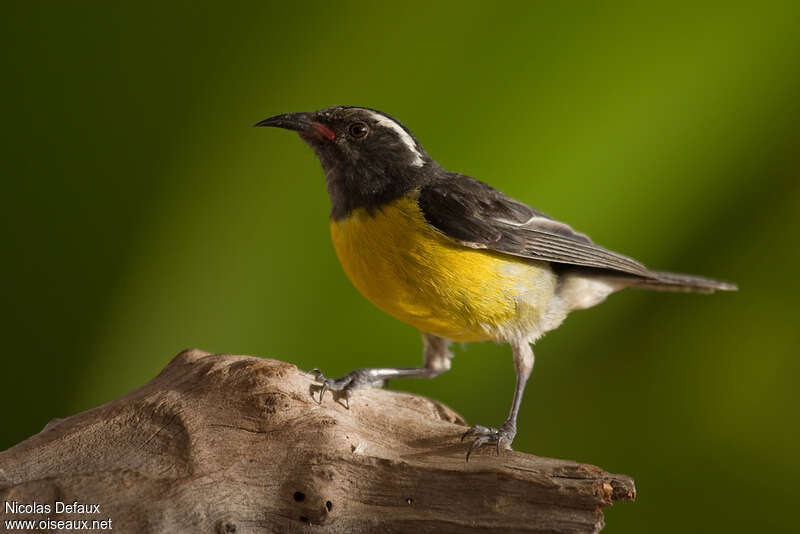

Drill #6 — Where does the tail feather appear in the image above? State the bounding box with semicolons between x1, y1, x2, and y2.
634;270;738;294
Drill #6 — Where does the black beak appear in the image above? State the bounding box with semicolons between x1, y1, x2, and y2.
254;112;314;133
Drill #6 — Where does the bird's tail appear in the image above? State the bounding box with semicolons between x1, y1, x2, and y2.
634;270;738;294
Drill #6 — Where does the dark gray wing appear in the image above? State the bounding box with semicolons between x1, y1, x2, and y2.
417;173;655;279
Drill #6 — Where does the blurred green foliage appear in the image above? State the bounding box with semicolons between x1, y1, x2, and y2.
2;1;799;532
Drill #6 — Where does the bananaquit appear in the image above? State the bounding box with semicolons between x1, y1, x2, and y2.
256;106;736;459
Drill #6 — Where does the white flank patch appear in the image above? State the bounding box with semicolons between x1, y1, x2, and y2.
366;110;424;167
556;274;628;311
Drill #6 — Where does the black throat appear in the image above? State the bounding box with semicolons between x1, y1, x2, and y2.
307;138;442;220
325;164;437;220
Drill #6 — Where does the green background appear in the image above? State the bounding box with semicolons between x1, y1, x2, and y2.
2;2;798;532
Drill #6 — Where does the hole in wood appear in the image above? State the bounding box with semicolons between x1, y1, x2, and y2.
325;501;332;512
299;516;309;523
293;491;305;502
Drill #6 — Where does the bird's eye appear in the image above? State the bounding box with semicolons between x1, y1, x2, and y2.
348;122;369;139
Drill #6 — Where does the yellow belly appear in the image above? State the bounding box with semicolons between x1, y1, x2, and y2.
330;193;557;342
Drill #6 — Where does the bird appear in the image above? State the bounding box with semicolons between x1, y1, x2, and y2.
255;106;736;460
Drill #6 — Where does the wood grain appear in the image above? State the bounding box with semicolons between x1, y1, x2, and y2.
0;349;635;533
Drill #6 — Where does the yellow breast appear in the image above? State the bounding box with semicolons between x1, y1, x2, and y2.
329;192;557;342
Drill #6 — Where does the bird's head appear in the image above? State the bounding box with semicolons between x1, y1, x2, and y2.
256;106;438;218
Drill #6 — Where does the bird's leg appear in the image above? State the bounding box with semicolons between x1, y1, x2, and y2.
462;339;534;461
310;333;452;408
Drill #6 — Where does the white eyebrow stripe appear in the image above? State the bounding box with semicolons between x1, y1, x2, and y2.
366;110;425;167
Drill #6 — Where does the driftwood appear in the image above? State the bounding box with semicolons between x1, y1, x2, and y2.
0;349;635;533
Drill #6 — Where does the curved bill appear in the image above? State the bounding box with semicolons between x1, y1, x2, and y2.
254;112;313;132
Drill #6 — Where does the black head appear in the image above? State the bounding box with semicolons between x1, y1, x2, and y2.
256;106;440;219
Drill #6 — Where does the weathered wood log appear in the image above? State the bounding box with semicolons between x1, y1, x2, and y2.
0;349;635;533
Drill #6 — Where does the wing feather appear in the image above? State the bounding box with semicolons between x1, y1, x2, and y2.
418;173;655;279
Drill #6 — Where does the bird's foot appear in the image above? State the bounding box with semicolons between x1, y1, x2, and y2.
461;421;516;462
309;368;385;409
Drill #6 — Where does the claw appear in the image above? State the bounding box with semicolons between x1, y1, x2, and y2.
461;423;515;461
461;425;488;442
307;367;381;408
466;436;487;462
